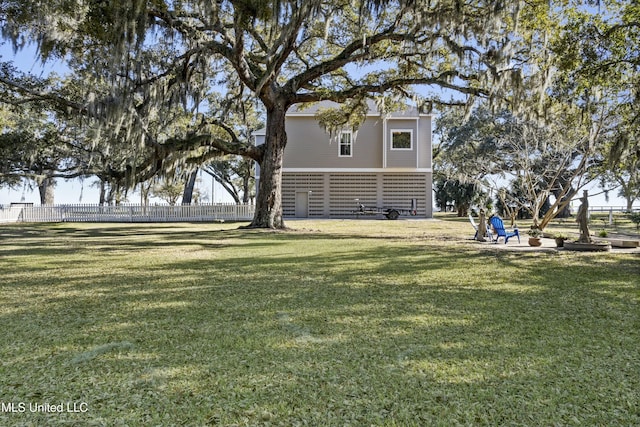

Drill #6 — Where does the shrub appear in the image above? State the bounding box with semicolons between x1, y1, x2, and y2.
628;212;640;231
527;227;543;238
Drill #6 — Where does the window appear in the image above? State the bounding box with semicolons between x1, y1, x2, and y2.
391;130;413;150
339;131;352;157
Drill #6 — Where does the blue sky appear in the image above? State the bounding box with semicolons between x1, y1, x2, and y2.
0;42;634;209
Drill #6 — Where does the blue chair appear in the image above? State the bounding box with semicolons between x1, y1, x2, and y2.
489;216;520;244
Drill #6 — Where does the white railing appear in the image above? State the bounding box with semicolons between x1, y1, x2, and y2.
0;204;255;223
0;206;26;223
587;206;639;226
589;206;640;213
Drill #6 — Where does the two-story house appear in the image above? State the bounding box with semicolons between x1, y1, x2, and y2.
254;100;433;218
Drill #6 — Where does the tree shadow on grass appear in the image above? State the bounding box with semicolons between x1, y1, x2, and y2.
0;222;285;260
0;224;638;425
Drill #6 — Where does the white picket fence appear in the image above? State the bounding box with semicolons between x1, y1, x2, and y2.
0;204;255;223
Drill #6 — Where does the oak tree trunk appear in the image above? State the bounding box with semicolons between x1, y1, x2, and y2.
98;180;107;206
242;162;252;204
626;198;634;212
182;169;198;205
249;102;287;229
38;177;55;205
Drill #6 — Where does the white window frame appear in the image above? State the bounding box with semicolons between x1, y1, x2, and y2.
391;129;413;150
338;130;353;157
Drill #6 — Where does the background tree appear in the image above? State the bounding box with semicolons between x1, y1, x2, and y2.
433;0;637;230
433;107;501;216
493;114;603;230
552;1;640;204
599;147;640;211
151;177;184;206
198;94;261;205
553;1;640;163
436;103;606;231
202;157;255;205
433;177;484;217
494;187;524;226
0;94;73;204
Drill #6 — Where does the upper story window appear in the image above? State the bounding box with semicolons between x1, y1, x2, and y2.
339;131;353;157
391;129;413;150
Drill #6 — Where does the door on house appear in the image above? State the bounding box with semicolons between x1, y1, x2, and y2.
295;191;309;218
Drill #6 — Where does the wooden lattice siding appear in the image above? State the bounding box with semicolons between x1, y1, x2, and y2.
383;174;429;216
281;172;431;218
282;173;325;217
329;174;378;217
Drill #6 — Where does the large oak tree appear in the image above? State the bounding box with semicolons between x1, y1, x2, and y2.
2;0;531;227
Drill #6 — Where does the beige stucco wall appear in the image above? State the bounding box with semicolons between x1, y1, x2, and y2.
283;116;384;168
281;115;431;170
419;115;433;169
386;119;417;168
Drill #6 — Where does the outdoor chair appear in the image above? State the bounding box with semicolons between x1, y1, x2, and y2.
469;213;493;241
489;216;520;244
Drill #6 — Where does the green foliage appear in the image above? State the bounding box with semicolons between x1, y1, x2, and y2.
3;0;540;227
628;212;640;230
2;0;638;227
436;102;608;231
315;99;370;139
432;107;496;215
0;100;70;194
203;157;255;204
597;117;640;209
527;227;543;237
552;0;640;168
151;177;184;205
433;176;484;216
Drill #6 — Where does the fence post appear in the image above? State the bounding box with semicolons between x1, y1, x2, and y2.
609;208;613;226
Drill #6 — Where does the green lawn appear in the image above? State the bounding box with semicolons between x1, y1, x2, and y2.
0;219;638;426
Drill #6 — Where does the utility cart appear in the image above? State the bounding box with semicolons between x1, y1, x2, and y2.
352;199;417;220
